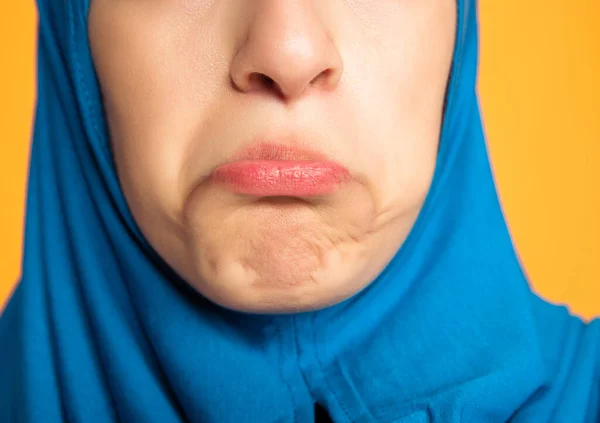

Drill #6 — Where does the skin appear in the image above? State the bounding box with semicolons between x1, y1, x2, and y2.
88;0;457;314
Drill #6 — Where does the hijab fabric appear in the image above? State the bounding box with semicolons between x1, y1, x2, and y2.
1;1;599;421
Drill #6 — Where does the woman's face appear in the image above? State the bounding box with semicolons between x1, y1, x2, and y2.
88;0;456;313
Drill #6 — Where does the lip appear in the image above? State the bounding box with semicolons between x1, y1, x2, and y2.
210;142;350;197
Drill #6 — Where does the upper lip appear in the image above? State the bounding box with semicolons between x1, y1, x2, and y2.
230;142;331;162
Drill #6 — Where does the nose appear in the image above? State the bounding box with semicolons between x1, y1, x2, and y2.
230;0;344;102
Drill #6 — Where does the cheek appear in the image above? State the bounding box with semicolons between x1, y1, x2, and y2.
345;8;454;206
89;3;230;221
341;62;445;212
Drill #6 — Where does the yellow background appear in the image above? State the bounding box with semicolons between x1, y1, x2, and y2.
1;2;599;318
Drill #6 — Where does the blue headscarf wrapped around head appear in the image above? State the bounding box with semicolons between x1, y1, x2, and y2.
1;0;599;422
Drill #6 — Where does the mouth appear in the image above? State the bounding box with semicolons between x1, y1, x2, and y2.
209;142;351;197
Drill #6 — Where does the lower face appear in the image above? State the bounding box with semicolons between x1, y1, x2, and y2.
88;0;457;313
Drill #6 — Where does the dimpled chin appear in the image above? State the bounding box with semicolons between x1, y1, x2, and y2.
192;233;373;314
175;176;382;312
182;197;380;313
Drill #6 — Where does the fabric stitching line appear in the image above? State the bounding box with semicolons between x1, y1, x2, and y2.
311;313;356;423
276;321;298;423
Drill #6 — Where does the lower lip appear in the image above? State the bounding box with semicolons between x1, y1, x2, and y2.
210;160;350;197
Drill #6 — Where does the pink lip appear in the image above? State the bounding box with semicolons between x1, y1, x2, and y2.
210;143;350;197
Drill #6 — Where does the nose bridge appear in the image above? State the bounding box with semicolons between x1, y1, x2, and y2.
230;0;343;100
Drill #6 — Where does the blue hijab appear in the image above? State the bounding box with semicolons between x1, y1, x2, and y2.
2;1;599;421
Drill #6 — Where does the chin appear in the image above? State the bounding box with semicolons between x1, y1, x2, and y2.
190;271;366;315
183;226;380;314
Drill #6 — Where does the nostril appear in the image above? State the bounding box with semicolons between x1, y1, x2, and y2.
249;73;276;90
311;68;337;88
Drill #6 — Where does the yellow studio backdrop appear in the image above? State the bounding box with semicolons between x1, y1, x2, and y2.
1;2;599;318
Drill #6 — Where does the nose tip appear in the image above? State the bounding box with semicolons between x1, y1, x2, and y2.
230;4;344;101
